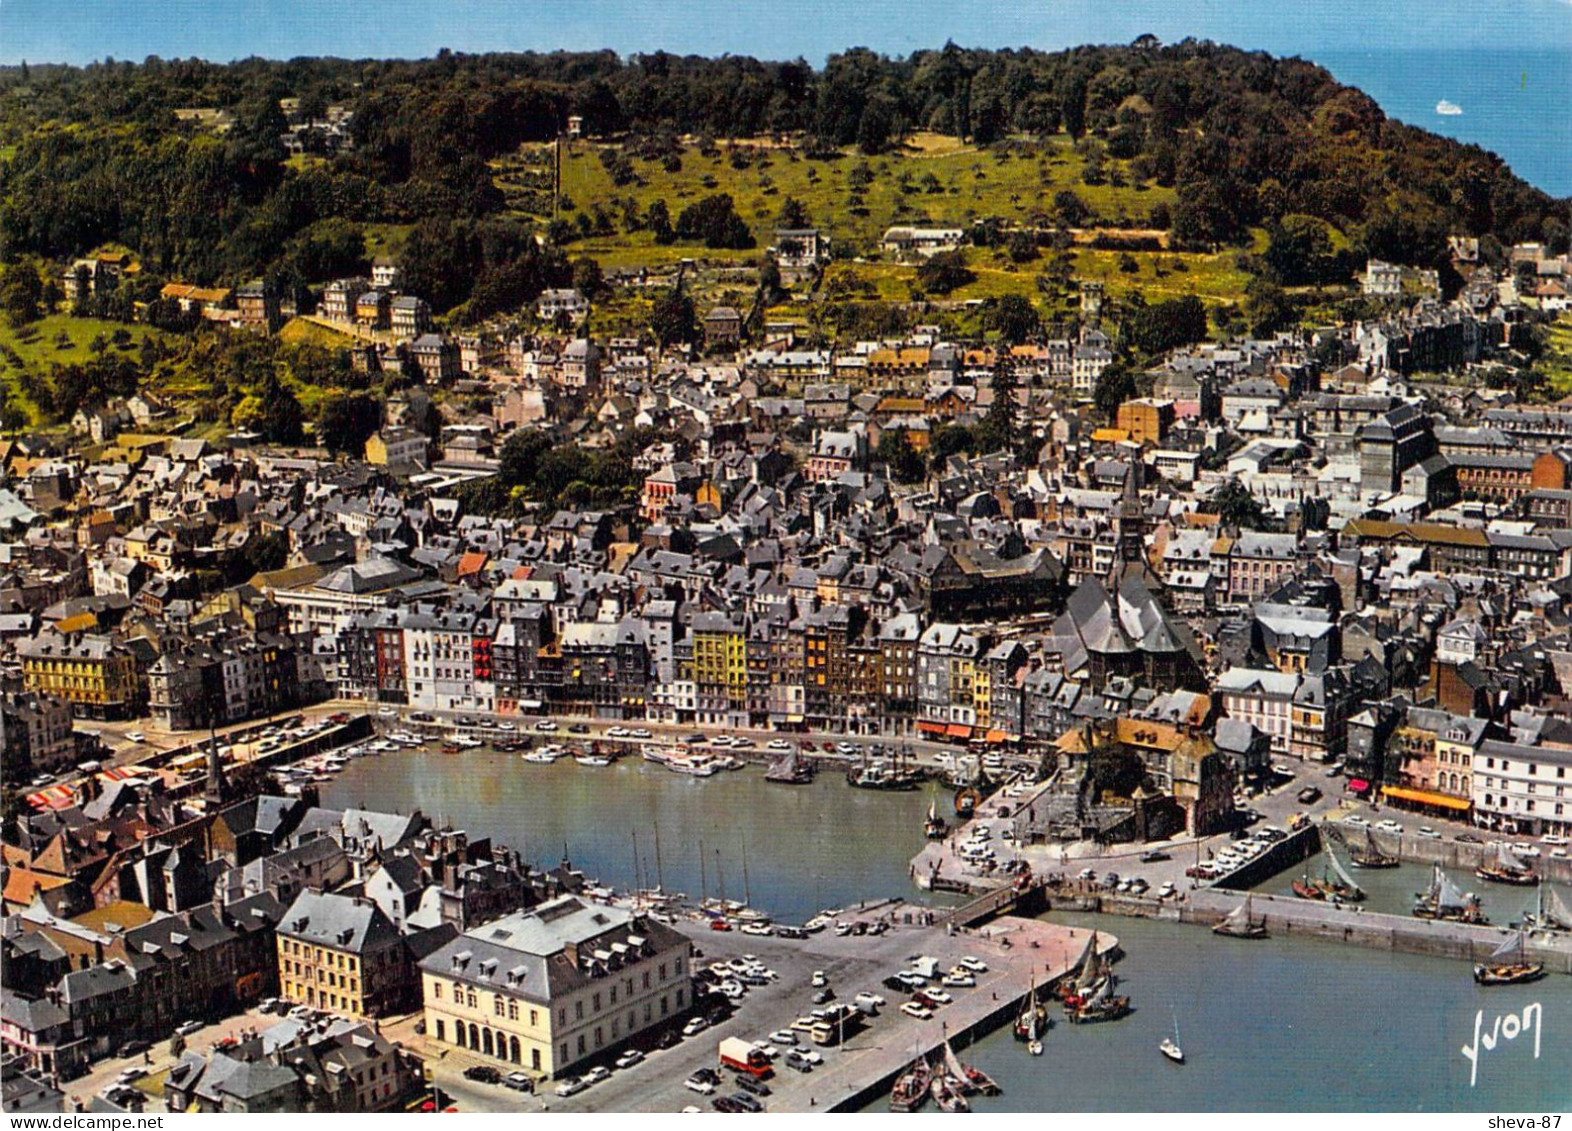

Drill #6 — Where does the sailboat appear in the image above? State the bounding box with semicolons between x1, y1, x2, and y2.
1413;862;1489;924
1292;847;1365;903
1159;1012;1185;1064
764;743;814;784
1057;931;1111;1004
1349;829;1399;869
1212;893;1269;939
924;795;950;841
1014;973;1048;1046
1476;843;1536;886
942;1030;1001;1096
1473;929;1546;986
889;1055;932;1112
1066;975;1132;1025
1525;881;1572;932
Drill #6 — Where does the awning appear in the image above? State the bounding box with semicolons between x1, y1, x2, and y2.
785;714;804;723
1347;778;1371;793
985;729;1008;744
946;724;973;740
917;721;948;736
1381;785;1472;812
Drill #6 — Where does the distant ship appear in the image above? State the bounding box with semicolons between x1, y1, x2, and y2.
1436;100;1463;116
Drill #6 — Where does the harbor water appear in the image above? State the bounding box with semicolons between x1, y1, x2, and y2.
863;911;1572;1112
320;746;949;925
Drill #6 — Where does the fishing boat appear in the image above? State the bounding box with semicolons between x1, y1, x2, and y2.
1292;848;1365;903
845;759;920;791
1476;843;1537;886
1058;931;1114;1007
1013;977;1048;1043
929;1074;969;1113
1160;1013;1185;1064
1349;830;1400;869
521;747;561;764
1212;893;1269;939
1523;880;1572;932
1474;928;1546;985
1066;978;1132;1025
942;1034;1000;1097
764;745;814;784
924;798;950;841
575;752;613;767
450;733;483;749
889;1057;932;1112
1413;862;1489;924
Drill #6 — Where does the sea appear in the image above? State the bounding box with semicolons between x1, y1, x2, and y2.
1314;48;1571;198
323;749;1572;1111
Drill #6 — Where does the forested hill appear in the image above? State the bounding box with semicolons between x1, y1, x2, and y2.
1;40;1566;293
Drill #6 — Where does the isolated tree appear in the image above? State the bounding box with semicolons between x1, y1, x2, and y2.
1205;477;1270;530
650;286;698;347
876;428;925;484
916;250;975;296
777;197;811;229
990;294;1040;345
1093;360;1137;422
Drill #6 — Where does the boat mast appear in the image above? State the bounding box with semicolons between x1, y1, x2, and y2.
654;823;665;893
742;841;752;908
716;848;727;905
632;829;641;893
700;837;708;903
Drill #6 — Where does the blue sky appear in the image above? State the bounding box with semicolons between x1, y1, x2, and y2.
2;0;1569;66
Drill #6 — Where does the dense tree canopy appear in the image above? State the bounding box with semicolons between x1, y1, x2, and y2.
0;40;1564;296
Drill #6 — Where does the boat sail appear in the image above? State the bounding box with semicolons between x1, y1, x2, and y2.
1212;893;1269;939
1414;862;1488;923
942;1031;1001;1096
1326;848;1367;902
1014;974;1047;1044
1349;829;1399;869
1477;843;1536;886
1538;884;1572;931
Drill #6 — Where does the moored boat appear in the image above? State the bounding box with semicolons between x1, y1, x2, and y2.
924;798;950;841
1476;844;1536;886
889;1058;932;1112
1473;929;1546;986
929;1074;969;1114
1413;862;1489;924
1212;894;1269;939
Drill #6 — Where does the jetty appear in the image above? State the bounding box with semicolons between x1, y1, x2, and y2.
543;912;1115;1114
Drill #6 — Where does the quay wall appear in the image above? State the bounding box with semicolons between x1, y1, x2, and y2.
1208;824;1323;889
1328;824;1572;885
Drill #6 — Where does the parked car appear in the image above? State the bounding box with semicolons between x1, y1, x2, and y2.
900;1002;934;1020
1455;833;1484;844
1415;826;1442;840
554;1076;587;1097
174;1020;204;1037
583;1066;612;1085
615;1049;645;1070
957;956;987;972
729;1092;764;1113
733;1074;772;1097
711;1096;744;1113
504;1072;534;1092
685;1072;718;1095
534;720;558;732
1376;820;1404;834
465;1065;502;1084
682;1017;709;1038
